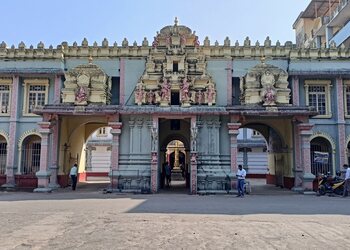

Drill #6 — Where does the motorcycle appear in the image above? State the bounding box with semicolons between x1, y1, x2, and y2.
318;171;345;196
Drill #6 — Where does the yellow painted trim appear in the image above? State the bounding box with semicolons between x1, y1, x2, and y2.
304;80;332;118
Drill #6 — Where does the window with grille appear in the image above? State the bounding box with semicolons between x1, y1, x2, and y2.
346;85;350;116
0;85;10;114
97;127;107;136
23;79;49;115
308;85;326;115
22;141;41;175
28;85;46;113
305;80;331;118
0;142;7;175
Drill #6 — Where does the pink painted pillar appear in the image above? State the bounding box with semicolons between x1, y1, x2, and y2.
228;122;241;189
34;121;52;192
120;58;125;105
227;60;232;105
150;117;158;193
109;122;122;190
336;77;346;167
3;75;19;188
49;116;60;188
292;76;300;106
298;123;314;191
292;120;303;192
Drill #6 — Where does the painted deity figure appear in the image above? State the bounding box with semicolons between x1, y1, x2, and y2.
206;83;216;105
262;86;276;105
152;36;159;48
160;77;171;102
180;35;187;46
135;83;145;105
151;127;158;152
180;78;190;102
147;91;155;104
191;126;198;152
261;70;275;87
196;91;204;104
75;86;88;103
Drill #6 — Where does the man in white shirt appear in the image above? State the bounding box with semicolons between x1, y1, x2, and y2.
70;163;78;191
236;165;247;197
343;164;350;197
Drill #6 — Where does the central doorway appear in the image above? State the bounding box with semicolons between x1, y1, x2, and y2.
158;118;191;193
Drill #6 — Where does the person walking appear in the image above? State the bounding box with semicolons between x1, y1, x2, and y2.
70;163;78;191
342;164;350;197
236;165;246;197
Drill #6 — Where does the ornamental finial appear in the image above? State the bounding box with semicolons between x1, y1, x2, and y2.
174;17;178;26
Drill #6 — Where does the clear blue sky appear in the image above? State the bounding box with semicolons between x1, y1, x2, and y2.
0;0;310;47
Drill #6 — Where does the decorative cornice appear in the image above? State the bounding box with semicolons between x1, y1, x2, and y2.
0;43;349;60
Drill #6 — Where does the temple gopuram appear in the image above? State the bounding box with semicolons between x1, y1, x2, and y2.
0;16;349;194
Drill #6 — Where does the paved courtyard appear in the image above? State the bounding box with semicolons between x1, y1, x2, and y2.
0;182;350;250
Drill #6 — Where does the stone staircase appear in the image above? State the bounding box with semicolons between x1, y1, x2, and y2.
171;169;185;181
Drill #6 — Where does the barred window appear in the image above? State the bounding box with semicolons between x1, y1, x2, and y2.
21;136;41;175
97;127;107;136
308;85;326;115
346;86;350;116
305;80;331;118
23;79;49;115
28;85;46;113
0;85;10;114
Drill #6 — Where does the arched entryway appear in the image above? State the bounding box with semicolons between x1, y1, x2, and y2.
20;135;41;175
58;116;112;190
310;137;333;176
241;122;291;190
158;118;191;193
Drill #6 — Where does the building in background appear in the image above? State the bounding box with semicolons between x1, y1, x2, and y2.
294;0;350;48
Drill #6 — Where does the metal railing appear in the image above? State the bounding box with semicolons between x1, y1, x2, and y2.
0;142;6;175
21;143;41;175
111;169;151;193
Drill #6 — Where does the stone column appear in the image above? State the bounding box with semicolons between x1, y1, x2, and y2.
292;120;303;192
228;122;241;189
190;152;198;194
298;123;314;192
34;121;52;192
150;119;158;193
109;122;122;190
49;116;60;189
190;117;198;194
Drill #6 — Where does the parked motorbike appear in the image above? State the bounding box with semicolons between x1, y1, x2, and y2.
318;172;344;196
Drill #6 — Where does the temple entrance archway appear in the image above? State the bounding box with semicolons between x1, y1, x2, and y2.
58;116;112;190
158;118;191;193
240;121;291;190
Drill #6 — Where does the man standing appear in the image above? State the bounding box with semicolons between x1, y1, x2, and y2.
70;163;78;191
164;162;172;187
342;164;350;197
236;165;246;197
